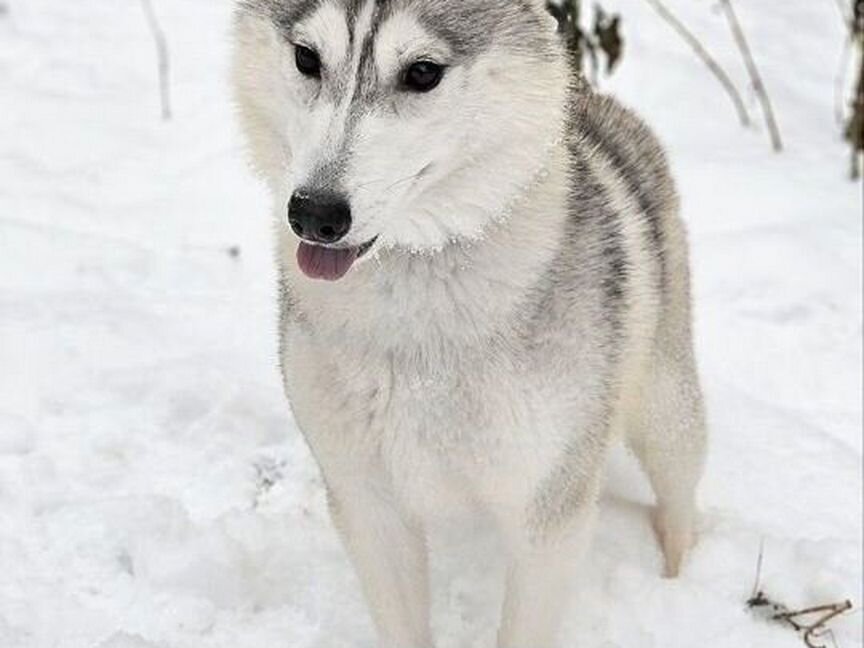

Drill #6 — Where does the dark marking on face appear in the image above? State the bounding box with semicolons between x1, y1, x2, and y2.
412;0;550;60
240;0;323;30
351;5;385;105
240;0;558;64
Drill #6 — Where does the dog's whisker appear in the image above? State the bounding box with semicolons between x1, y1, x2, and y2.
354;168;427;197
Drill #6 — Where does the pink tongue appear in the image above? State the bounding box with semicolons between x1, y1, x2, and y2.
297;242;359;281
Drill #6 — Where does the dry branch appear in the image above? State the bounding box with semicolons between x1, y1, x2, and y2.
845;0;864;178
750;538;766;600
835;37;854;126
548;1;623;87
719;0;784;151
641;0;750;127
747;542;855;648
140;0;172;121
749;592;853;648
834;0;853;23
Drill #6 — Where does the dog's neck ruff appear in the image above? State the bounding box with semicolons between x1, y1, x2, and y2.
372;118;569;263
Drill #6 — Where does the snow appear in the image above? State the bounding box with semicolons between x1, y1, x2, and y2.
0;1;860;647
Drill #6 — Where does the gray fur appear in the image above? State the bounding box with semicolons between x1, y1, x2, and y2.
242;0;556;60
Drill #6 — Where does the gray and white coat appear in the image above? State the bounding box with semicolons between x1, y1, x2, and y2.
232;1;707;645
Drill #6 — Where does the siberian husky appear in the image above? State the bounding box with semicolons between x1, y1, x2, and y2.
232;1;707;645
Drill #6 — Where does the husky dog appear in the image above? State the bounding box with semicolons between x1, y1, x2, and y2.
233;1;707;645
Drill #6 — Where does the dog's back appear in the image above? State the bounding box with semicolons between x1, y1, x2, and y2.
564;90;706;580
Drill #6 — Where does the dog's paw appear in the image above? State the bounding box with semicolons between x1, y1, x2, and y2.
651;505;697;579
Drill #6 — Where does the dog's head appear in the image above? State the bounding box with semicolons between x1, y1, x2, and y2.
234;0;568;280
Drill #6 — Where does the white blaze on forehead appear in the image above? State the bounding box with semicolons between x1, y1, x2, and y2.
374;11;448;77
304;0;376;165
351;0;377;61
294;0;350;68
298;0;376;163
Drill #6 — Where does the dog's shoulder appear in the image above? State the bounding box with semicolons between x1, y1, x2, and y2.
567;92;670;175
565;90;679;248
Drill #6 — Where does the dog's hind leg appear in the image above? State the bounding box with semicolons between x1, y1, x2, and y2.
627;244;707;578
628;351;706;578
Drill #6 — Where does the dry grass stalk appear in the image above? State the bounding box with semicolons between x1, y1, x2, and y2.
719;0;784;151
141;0;172;121
642;0;751;127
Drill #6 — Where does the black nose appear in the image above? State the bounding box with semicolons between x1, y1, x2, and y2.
287;190;352;244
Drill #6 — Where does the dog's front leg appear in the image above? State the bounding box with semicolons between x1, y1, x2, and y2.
327;483;433;648
496;502;599;648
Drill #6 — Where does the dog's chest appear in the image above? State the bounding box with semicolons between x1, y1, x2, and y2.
284;331;582;518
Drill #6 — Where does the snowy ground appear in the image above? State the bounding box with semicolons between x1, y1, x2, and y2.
0;1;861;647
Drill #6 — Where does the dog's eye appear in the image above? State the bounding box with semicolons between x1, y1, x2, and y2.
295;45;321;78
402;61;444;93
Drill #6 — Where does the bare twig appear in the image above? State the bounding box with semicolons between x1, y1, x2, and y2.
833;0;853;24
849;48;864;178
750;538;766;600
746;543;854;648
548;1;622;87
835;36;854;126
795;601;853;648
775;601;853;622
593;5;624;75
748;592;854;648
845;0;864;178
140;0;172;121
642;0;751;127
719;0;784;151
